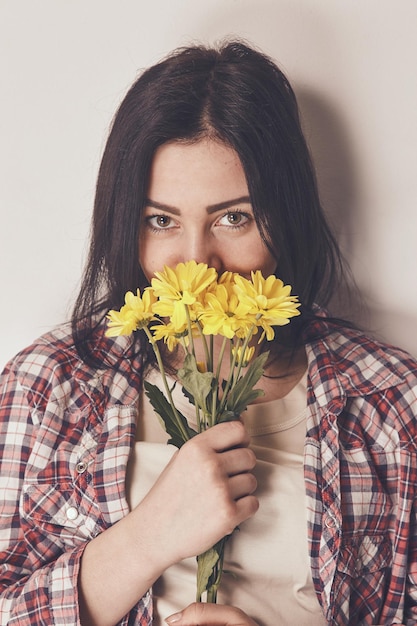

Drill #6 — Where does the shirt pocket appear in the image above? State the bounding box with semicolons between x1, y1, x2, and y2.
333;534;392;623
337;534;392;577
21;482;102;559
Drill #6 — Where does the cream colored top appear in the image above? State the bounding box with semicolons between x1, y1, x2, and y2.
126;372;326;626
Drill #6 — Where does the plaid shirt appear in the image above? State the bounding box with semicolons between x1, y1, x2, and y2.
1;321;417;625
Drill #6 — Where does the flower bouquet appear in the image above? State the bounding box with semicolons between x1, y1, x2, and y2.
106;260;300;603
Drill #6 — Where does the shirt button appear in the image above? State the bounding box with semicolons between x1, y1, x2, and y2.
76;461;88;474
325;515;336;528
66;506;79;521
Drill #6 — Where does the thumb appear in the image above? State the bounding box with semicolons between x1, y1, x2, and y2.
165;602;258;625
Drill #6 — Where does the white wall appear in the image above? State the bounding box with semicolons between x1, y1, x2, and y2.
1;0;416;369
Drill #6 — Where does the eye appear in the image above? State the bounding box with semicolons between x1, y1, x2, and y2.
145;214;175;230
217;211;250;228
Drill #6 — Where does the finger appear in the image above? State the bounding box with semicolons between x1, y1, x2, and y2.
228;472;258;501
199;420;250;452
234;493;259;523
221;446;256;477
166;602;259;625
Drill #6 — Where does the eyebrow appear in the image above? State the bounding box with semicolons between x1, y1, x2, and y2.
145;196;251;215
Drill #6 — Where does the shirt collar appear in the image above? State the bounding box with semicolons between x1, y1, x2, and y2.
305;326;405;410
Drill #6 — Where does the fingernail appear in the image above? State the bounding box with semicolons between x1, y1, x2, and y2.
165;612;182;624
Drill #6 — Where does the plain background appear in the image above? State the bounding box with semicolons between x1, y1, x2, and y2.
1;0;416;370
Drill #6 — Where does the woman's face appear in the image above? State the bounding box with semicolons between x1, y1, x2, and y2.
139;139;276;280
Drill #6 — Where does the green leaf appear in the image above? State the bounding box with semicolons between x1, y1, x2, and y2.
177;353;215;415
143;380;197;448
225;351;268;416
196;546;220;602
180;384;196;407
217;410;239;424
196;536;228;602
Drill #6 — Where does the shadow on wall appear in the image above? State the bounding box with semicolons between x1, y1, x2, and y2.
361;303;417;359
297;89;417;357
296;87;369;329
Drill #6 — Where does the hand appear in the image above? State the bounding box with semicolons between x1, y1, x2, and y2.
134;420;258;565
165;602;259;625
78;421;258;626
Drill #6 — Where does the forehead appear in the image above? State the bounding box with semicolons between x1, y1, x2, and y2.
147;139;249;204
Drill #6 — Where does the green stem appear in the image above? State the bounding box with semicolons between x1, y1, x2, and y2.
233;324;256;383
215;336;228;383
209;334;214;373
187;313;215;430
206;587;218;603
183;329;202;433
217;324;257;417
217;339;243;416
185;306;197;361
196;320;211;372
230;337;243;386
212;336;228;425
196;536;228;604
143;326;191;443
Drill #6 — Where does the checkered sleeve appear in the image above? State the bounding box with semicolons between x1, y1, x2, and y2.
405;496;417;624
0;362;85;625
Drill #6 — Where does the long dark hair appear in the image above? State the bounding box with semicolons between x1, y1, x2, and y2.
72;40;354;367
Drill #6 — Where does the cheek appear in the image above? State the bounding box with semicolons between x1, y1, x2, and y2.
262;252;278;276
139;237;177;279
138;236;152;280
242;245;277;276
256;236;278;275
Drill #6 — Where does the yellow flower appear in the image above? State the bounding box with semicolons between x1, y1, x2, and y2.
217;271;236;288
150;321;186;351
105;288;156;337
196;361;207;373
232;345;255;367
151;261;217;329
199;282;253;339
234;271;300;341
106;306;139;337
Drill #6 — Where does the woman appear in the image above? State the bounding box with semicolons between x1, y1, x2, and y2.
1;41;417;626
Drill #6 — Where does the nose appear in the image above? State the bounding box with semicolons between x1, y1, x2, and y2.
180;230;223;272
